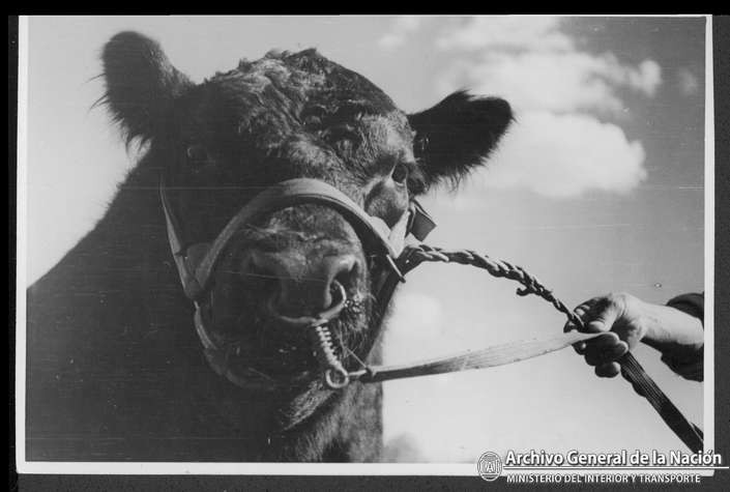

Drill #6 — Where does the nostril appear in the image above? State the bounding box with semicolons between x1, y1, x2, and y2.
330;255;360;294
244;249;362;319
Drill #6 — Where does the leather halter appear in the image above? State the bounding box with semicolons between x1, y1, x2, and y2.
159;177;435;351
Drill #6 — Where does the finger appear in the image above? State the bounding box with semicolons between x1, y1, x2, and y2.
564;311;586;333
584;340;629;365
585;302;620;334
581;332;621;356
595;362;621;378
589;332;621;347
584;350;600;366
584;333;622;364
574;300;597;321
565;299;598;332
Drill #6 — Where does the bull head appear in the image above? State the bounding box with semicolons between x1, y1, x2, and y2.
101;31;512;429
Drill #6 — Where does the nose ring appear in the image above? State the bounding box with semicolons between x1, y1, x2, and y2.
266;280;348;328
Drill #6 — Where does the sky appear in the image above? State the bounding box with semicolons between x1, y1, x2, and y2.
22;16;707;463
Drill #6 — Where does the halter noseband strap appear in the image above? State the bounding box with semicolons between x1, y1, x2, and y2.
160;177;435;303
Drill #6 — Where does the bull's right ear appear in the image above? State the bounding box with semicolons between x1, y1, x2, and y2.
102;31;193;142
408;91;512;189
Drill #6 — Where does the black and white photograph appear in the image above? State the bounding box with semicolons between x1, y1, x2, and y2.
14;14;722;483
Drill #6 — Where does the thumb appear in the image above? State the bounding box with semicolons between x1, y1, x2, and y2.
585;302;620;334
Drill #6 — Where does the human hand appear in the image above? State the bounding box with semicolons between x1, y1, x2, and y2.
563;293;649;378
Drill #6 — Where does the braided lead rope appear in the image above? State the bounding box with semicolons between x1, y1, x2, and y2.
393;244;703;453
401;244;577;322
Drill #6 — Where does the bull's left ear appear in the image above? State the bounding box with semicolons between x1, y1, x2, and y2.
408;91;512;188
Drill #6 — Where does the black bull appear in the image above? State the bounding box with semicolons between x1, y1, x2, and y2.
25;31;513;462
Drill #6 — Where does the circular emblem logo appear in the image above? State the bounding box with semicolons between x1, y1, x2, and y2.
477;451;503;482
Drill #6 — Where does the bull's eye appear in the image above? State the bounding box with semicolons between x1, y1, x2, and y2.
186;144;208;164
391;163;409;185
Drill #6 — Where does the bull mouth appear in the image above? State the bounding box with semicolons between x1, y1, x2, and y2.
204;320;364;392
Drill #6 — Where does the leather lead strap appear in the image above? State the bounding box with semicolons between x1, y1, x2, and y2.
356;331;603;382
618;354;704;452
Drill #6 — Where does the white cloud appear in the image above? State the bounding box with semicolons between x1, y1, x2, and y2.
378;16;426;50
426;17;661;198
436;16;573;52
482;111;647;197
677;68;700;96
439;51;661;115
631;60;662;96
387;292;444;339
383;433;427;462
382;291;450;363
434;16;660;102
379;16;660;198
